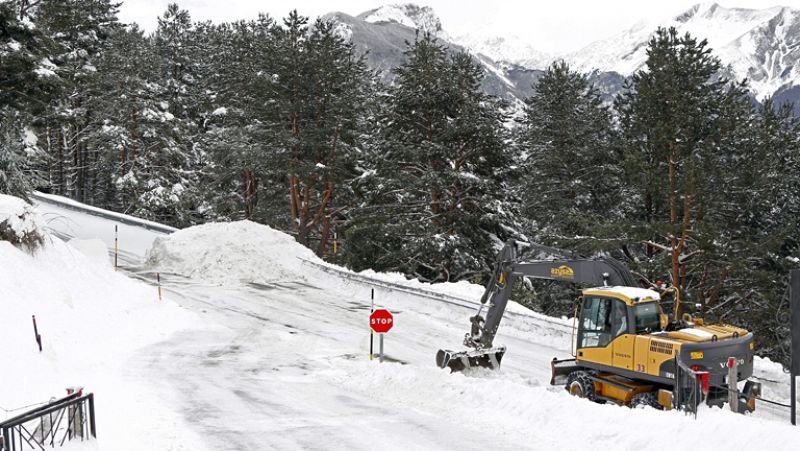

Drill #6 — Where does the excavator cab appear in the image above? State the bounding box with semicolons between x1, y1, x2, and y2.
553;287;665;385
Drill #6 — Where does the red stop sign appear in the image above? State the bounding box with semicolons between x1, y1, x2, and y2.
370;309;394;333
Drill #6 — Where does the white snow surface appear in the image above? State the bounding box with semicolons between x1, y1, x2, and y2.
6;194;799;450
589;286;661;301
0;205;203;449
67;238;111;267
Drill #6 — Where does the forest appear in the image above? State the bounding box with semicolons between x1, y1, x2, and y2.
1;0;799;366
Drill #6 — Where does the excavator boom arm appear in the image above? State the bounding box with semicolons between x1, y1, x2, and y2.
477;254;638;349
436;240;641;371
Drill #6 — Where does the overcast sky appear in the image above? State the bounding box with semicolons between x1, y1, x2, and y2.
117;1;800;54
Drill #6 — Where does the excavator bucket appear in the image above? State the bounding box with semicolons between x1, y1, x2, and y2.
550;358;580;385
436;347;506;373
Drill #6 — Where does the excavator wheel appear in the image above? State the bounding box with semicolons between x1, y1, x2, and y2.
566;371;598;402
630;391;662;409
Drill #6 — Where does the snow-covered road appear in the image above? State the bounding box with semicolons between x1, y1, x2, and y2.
26;195;800;450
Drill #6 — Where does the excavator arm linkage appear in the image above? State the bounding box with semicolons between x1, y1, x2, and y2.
436;240;638;372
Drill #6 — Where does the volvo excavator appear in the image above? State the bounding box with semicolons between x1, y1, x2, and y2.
436;240;761;412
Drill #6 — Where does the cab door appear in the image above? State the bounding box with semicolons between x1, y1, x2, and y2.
576;296;614;366
610;299;634;370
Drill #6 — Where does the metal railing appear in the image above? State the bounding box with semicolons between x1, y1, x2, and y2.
0;393;96;451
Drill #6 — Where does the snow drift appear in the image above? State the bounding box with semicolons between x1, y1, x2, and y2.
145;220;321;284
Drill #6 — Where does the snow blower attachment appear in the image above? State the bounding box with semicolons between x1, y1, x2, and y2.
436;347;506;372
436;241;518;373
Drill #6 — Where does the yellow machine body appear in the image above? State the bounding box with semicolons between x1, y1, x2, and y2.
563;286;754;409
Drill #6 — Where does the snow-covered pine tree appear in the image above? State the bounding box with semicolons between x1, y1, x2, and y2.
616;27;757;307
518;60;622;252
711;98;800;364
246;12;373;255
347;33;517;282
125;3;208;226
0;1;59;198
202;18;278;222
34;0;120;203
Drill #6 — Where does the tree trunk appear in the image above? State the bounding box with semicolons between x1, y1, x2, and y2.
668;153;680;288
243;169;258;219
317;216;332;257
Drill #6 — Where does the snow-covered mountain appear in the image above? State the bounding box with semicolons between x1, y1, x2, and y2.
325;6;535;104
325;4;623;106
327;2;800;108
453;33;553;70
564;3;800;101
357;3;450;40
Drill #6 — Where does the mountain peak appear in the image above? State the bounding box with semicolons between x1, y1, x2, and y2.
357;3;445;36
676;2;785;24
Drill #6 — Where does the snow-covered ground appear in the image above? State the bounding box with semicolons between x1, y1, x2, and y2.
0;194;797;450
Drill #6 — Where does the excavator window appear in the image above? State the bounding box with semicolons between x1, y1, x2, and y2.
579;297;613;347
634;302;661;333
610;300;628;337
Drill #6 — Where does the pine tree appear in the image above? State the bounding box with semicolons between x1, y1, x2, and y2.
202;17;279;221
715;99;800;363
347;34;517;282
266;14;368;252
518;60;622;252
0;1;59;198
35;0;121;202
617;27;753;307
0;118;41;197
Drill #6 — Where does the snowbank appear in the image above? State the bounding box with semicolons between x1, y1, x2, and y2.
325;360;799;451
0;198;203;449
146;220;321;284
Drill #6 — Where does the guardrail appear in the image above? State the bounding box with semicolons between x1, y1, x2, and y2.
30;192;177;235
0;393;96;450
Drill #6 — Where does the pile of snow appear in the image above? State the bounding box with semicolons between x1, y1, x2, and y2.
0;196;203;449
145;220;321;284
0;194;46;247
326;359;798;450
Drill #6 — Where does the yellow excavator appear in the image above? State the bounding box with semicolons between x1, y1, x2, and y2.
436;240;761;412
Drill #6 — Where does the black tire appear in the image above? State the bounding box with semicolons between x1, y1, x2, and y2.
566;370;599;402
630;391;662;409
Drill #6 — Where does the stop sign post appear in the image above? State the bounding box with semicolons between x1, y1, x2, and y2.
370;308;394;362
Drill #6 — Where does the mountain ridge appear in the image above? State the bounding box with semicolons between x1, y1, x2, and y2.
326;3;800;109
